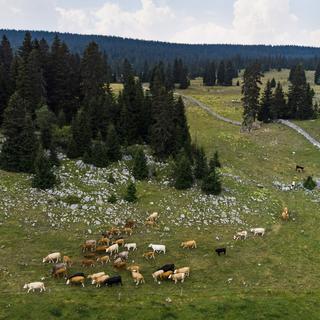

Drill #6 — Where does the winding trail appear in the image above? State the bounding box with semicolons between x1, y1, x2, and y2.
179;93;320;150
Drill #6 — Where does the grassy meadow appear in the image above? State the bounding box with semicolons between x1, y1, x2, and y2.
1;74;320;319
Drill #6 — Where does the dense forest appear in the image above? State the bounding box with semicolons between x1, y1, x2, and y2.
2;29;320;75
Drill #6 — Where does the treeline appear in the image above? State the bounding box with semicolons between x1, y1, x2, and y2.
0;32;222;195
203;60;238;86
2;29;320;77
242;63;317;130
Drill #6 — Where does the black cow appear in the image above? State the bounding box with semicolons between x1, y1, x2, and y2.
157;264;175;272
215;248;226;256
296;165;304;172
67;272;85;280
105;275;122;287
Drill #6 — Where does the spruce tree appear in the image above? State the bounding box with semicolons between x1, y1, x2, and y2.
132;148;148;180
32;147;56;190
173;153;194;190
203;61;216;86
217;61;225;85
209;151;221;170
106;124;121;162
201;166;222;195
271;82;287;120
124;182;138;202
0;92;37;173
224;61;235;86
90;137;109;168
241;63;262;131
258;80;273;123
193;146;208;180
270;78;276;88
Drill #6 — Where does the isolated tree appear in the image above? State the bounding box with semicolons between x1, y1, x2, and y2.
173;153;194;190
303;176;317;190
124;182;138;202
241;63;262;131
32;147;56;189
258;80;273;123
0;92;37;173
201;166;222;195
132;148;148;180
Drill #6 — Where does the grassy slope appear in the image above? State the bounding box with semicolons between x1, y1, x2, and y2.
1;78;320;319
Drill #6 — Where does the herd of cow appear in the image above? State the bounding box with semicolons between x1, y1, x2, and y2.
23;211;273;293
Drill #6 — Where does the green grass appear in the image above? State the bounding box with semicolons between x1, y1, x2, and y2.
2;79;320;319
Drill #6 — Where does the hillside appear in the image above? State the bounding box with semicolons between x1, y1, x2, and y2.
1;70;320;319
2;29;320;71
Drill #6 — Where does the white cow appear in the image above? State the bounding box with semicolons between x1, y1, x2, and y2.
124;243;137;251
233;231;248;240
42;252;61;263
148;244;166;254
105;243;119;255
23;282;46;293
250;228;265;236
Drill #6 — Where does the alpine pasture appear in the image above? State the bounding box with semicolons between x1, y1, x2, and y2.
1;71;320;319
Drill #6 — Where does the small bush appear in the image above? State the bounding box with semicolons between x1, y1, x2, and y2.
124;182;137;202
108;194;117;203
304;176;317;190
63;195;81;205
108;174;116;184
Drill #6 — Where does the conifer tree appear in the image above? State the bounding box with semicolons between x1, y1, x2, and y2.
224;61;236;86
203;61;216;86
18;32;33;61
32;147;56;189
258;80;273;123
201;166;222;195
124;182;137;202
0;92;37;173
132;148;148;180
193;146;208;180
270;77;276;88
90;137;109;167
217;61;225;85
105;124;121;162
241;63;262;131
209;151;221;170
173;153;194;190
315;62;320;85
271;82;287;119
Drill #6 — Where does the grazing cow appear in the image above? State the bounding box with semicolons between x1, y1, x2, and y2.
87;272;105;281
81;259;95;268
250;228;265;236
83;253;96;259
114;251;129;261
67;273;85;280
81;240;96;252
215;248;226;256
143;251;155;260
110;227;121;236
52;267;67;278
113;239;125;247
52;263;67;273
296;165;304;173
233;231;248;240
23;282;46;293
124;219;135;229
157;264;175;272
95;245;109;253
124;243;137;251
127;265;141;273
66;276;85;287
123;227;133;236
113;261;126;269
149;244;166;254
96;255;110;265
98;237;110;246
174;267;190;277
43;252;61;263
169;272;186;284
159;271;173;280
282;207;289;221
105;276;122;287
181;240;197;249
147;212;158;221
131;271;145;286
92;275;110;287
106;244;119;256
152;270;164;282
63;256;72;266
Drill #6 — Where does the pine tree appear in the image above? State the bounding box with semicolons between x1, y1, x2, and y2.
179;66;190;89
303;176;317;190
124;182;137;202
201;166;222;195
203;61;216;86
271;82;287;119
0;92;37;173
32;147;56;189
241;63;262;131
90;137;109;168
217;61;225;85
18;32;33;61
105;124;121;162
209;151;221;170
173;153;194;190
132;148;148;180
224;61;235;86
315;62;320;85
258;80;273;123
193;146;208;179
270;78;276;88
